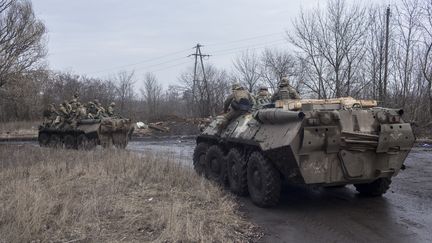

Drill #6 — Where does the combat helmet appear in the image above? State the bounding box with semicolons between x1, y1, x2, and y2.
231;83;242;90
279;77;289;87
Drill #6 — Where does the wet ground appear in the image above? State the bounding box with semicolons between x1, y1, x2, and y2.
2;139;431;242
243;148;432;243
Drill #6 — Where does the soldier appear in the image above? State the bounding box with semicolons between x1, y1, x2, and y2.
271;77;300;102
94;99;106;117
75;102;87;119
59;103;69;117
43;104;59;127
107;102;116;117
254;86;271;106
86;101;97;119
56;103;69;128
70;92;79;104
219;83;253;134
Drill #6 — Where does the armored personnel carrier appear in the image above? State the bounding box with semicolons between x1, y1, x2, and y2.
38;118;134;150
193;97;415;207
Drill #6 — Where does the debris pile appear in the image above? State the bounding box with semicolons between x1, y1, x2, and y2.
134;116;211;137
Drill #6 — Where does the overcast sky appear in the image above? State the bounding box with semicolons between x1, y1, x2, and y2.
32;0;391;88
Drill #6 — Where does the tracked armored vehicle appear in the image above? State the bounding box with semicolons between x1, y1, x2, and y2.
38;118;134;150
193;97;415;207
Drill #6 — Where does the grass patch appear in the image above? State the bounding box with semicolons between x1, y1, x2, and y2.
0;145;259;242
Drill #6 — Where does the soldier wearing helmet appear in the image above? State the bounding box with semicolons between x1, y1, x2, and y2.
86;101;97;119
271;77;300;102
218;83;253;134
107;102;116;117
93;99;106;118
254;86;271;106
76;102;87;119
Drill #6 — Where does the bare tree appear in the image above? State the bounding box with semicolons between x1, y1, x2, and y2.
115;71;135;116
290;0;369;98
260;48;297;92
393;0;422;108
140;72;162;120
232;50;261;92
421;0;432;117
179;64;229;117
0;0;47;88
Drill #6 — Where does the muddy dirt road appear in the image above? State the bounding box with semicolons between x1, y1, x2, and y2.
129;140;432;243
2;139;431;242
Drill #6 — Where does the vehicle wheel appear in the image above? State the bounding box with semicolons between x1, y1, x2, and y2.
247;151;281;207
48;134;61;148
193;142;208;176
77;134;96;150
38;133;50;147
64;135;76;149
205;145;227;184
227;148;248;196
354;178;391;196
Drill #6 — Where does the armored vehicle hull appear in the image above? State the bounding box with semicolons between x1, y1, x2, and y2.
38;118;134;150
194;97;415;207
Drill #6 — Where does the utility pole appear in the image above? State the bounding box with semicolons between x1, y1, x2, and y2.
383;6;391;106
188;44;213;116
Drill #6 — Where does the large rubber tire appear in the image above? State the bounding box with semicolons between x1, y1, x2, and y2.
38;133;50;147
227;148;248;196
77;134;96;150
205;145;227;184
354;178;391;196
193;142;208;176
48;134;62;148
64;135;76;149
247;151;281;207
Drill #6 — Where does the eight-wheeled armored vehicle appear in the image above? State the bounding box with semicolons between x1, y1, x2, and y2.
193;97;415;207
38;118;134;150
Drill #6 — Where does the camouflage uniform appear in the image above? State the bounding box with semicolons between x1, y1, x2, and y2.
75;102;87;119
271;77;300;102
86;102;97;119
69;92;79;110
254;86;271;107
219;84;253;133
94;99;106;118
107;102;116;117
56;103;69;128
43;104;59;127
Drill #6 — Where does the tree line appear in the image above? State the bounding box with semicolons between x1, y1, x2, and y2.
0;0;431;133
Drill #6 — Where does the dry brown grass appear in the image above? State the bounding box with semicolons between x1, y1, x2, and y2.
0;145;259;242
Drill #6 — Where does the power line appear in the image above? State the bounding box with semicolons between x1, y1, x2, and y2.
86;33;284;74
210;39;287;56
86;47;192;75
205;32;284;47
150;60;191;73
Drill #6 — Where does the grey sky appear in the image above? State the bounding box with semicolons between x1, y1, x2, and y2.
32;0;390;88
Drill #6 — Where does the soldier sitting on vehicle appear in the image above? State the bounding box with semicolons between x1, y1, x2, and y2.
86;101;97;119
271;77;300;102
107;102;116;117
94;99;107;118
254;86;271;108
42;104;59;127
218;83;253;134
76;102;87;118
69;92;79;109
